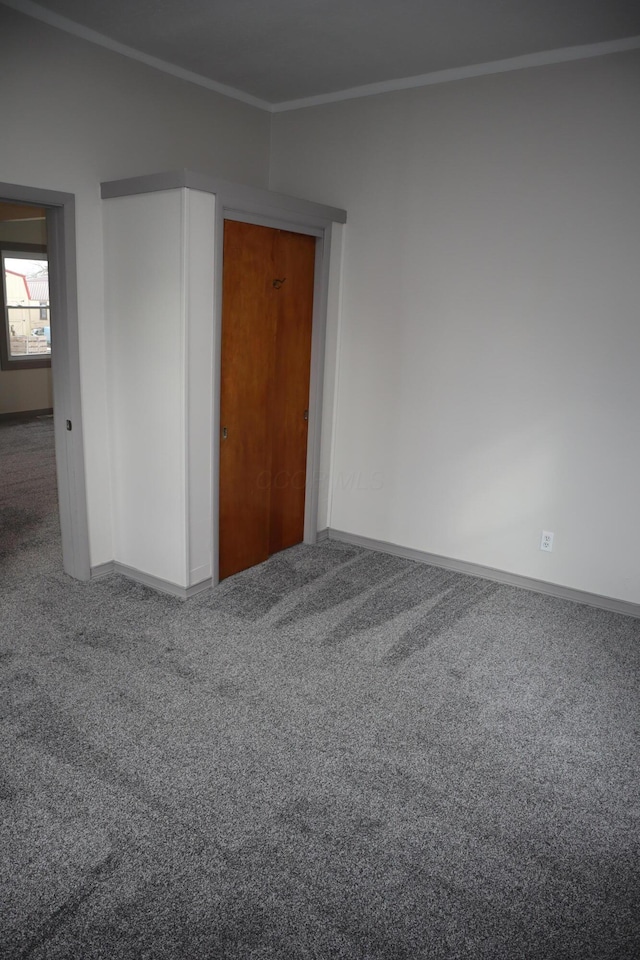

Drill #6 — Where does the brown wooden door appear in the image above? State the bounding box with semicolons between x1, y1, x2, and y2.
219;220;315;581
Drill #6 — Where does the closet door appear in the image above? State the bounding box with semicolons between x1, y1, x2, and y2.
219;220;315;581
268;227;315;556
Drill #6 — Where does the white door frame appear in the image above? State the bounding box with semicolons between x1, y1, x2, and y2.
0;181;90;581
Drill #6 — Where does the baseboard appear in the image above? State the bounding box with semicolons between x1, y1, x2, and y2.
0;408;53;423
91;561;212;599
185;578;214;598
316;528;329;542
327;529;640;620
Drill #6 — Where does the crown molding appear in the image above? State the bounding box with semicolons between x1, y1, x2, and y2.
272;35;640;112
1;0;271;111
4;0;640;115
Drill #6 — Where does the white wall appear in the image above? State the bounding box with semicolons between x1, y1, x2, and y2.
0;366;53;416
270;52;640;605
0;220;47;245
0;6;270;565
0;215;52;415
104;189;215;589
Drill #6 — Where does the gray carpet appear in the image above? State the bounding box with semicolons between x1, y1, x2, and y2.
1;416;639;959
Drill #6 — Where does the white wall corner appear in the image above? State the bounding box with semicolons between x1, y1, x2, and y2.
184;189;216;587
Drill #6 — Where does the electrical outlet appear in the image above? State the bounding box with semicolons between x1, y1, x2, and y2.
540;530;554;552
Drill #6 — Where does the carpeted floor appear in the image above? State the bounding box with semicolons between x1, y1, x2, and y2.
1;416;639;959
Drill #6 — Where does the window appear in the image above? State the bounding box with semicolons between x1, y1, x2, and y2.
0;243;50;370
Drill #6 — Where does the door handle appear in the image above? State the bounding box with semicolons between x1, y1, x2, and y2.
222;426;228;439
303;410;309;421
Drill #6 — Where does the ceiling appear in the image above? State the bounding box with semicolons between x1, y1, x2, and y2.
5;0;640;108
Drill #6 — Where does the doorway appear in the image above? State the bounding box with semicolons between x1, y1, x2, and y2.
0;201;51;391
0;181;89;581
218;220;316;580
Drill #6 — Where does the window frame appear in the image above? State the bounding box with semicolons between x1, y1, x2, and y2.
0;241;50;371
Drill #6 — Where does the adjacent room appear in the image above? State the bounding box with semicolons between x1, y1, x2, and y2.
1;1;639;957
